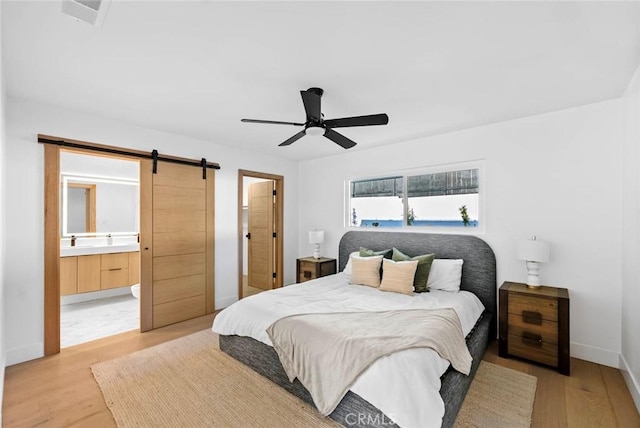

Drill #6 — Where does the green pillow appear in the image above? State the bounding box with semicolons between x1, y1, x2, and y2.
392;248;435;293
359;247;393;259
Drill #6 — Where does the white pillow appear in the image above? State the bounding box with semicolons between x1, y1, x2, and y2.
342;251;361;277
427;259;463;292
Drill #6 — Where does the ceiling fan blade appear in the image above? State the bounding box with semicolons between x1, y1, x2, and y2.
278;130;306;147
324;128;357;149
300;89;322;122
323;113;389;129
241;118;305;126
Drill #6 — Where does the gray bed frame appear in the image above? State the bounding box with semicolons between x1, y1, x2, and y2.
220;231;496;428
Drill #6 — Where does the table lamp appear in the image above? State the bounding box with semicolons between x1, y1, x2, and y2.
309;230;325;259
517;236;550;288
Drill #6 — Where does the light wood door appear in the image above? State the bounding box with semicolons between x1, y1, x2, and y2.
140;160;215;331
248;180;275;290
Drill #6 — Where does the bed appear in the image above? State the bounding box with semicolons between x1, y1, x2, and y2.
214;231;496;428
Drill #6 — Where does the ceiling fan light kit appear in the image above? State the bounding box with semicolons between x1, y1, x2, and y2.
241;87;389;149
305;126;325;137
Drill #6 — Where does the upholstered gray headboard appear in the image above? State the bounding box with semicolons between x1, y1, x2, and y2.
338;231;497;336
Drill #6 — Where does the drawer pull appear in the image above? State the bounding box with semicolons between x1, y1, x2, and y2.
108;268;122;271
522;331;543;347
303;271;312;279
522;310;542;325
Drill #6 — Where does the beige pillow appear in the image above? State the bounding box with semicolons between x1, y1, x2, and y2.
350;255;383;288
379;258;419;296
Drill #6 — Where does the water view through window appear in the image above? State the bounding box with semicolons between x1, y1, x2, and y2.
349;168;480;228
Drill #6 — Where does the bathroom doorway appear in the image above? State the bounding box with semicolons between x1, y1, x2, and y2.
238;170;284;299
43;135;219;355
58;151;141;348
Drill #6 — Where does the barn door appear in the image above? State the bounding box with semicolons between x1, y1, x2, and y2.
140;160;215;331
247;180;275;290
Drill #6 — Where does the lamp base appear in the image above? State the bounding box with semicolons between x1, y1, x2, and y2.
313;243;321;259
525;260;542;288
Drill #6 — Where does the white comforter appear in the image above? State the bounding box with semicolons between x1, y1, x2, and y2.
212;273;485;428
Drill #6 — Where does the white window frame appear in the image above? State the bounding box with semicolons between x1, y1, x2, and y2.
345;160;486;234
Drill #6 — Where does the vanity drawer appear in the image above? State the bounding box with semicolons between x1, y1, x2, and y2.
101;252;129;270
101;268;130;290
101;252;131;289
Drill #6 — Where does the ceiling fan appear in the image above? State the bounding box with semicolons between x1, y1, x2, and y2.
241;87;389;149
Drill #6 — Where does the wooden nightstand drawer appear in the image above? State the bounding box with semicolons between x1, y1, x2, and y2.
499;281;570;375
296;257;337;283
508;293;558;322
507;314;558;344
508;333;558;367
299;261;318;281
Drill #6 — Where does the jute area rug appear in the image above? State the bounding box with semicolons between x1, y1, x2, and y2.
454;361;537;428
91;330;537;428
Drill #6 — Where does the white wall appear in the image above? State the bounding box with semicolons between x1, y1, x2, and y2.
61;152;139;180
0;0;7;415
3;96;299;365
621;64;640;411
298;99;623;368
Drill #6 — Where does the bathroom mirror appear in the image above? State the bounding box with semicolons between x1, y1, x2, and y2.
61;174;140;238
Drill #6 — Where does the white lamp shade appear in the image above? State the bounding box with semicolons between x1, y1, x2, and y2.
517;239;550;263
308;230;325;244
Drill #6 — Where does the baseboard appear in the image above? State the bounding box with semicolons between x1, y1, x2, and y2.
620;353;640;414
215;295;237;310
6;342;43;366
61;286;131;305
570;342;620;368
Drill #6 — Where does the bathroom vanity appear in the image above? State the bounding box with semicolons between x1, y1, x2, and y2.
58;161;141;297
60;246;140;296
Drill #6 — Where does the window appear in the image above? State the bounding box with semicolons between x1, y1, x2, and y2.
348;163;482;230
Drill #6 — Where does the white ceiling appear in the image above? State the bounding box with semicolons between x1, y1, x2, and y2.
3;1;640;161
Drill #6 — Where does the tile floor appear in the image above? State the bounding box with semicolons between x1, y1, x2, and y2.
61;294;140;348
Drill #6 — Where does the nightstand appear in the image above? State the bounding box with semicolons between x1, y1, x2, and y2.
499;281;570;375
296;257;337;283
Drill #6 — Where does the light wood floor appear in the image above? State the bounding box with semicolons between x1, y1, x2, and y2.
484;341;640;428
3;314;639;427
2;314;216;427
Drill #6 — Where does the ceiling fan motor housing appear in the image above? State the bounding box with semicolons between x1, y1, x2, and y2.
307;87;324;97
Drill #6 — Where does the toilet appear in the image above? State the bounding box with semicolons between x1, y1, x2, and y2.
131;283;140;299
